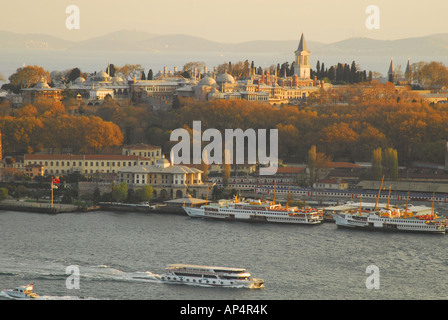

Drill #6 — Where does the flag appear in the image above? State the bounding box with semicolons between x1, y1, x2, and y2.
52;177;60;184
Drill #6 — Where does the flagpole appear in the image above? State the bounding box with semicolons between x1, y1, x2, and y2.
51;176;54;208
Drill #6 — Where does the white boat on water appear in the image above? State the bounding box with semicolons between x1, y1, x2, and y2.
183;193;323;225
160;264;264;289
5;284;39;299
334;181;446;234
333;209;446;234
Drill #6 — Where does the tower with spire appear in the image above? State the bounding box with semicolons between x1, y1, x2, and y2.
404;58;412;84
388;58;395;83
294;33;311;79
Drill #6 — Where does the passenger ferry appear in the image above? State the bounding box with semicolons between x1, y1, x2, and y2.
160;264;264;289
4;284;39;299
333;183;446;234
183;197;323;225
333;209;446;234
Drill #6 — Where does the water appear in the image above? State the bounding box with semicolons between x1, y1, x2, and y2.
1;206;448;301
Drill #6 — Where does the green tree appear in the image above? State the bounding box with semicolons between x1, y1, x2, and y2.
136;185;154;202
372;148;383;181
0;187;8;201
112;182;128;202
383;148;398;181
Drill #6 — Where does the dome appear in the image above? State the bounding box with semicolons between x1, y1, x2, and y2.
217;73;235;84
94;71;111;81
34;77;50;89
112;75;124;83
155;158;171;168
198;76;217;86
74;77;86;84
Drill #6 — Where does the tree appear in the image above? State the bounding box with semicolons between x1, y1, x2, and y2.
136;185;154;202
0;187;7;202
93;187;101;204
372;148;383;181
222;163;230;187
383;148;398;181
116;64;144;81
67;68;81;83
147;69;153;80
9;65;51;88
307;145;330;186
112;182;128;202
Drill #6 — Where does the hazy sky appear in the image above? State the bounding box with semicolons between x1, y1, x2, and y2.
1;0;447;43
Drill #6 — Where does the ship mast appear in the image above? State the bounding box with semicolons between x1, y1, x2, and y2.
374;175;385;211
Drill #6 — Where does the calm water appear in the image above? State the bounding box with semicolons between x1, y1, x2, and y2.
1;206;448;301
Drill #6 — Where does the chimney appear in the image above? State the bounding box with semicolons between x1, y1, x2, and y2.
293;74;298;87
204;66;207;74
164;66;167;75
174;66;178;74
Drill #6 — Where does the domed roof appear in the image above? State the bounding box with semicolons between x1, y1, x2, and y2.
74;77;86;84
216;73;235;84
34;77;50;89
112;75;124;83
94;71;111;81
198;76;217;86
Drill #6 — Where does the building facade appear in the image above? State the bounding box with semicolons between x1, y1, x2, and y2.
118;158;206;199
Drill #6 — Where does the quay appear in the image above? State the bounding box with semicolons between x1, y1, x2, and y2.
0;200;81;214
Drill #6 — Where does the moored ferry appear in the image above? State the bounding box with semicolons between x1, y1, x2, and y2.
333;209;446;234
160;264;264;289
183;197;323;225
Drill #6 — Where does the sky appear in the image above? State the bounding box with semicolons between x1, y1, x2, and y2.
1;0;448;44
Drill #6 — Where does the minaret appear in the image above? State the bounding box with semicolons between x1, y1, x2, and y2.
404;58;412;84
388;58;395;83
294;33;311;79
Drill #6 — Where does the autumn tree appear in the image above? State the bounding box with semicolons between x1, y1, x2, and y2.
8;65;51;88
307;145;330;186
116;64;144;81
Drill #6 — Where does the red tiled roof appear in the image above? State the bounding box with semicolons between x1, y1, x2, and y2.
24;154;153;161
123;143;161;150
275;167;304;174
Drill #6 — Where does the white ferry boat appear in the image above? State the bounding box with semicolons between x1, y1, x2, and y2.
333;208;446;234
5;284;39;299
183;194;323;225
160;264;264;289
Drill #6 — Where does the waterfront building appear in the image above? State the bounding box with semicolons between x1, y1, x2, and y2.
118;157;206;199
23;154;154;176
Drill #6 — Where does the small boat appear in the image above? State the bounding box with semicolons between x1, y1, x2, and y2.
5;284;39;299
160;264;264;289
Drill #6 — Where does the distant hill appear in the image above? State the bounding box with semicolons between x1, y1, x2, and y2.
1;29;448;56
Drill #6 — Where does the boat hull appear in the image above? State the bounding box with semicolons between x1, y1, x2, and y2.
183;206;322;225
160;274;264;289
334;214;446;234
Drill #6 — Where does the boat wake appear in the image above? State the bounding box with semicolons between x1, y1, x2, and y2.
0;290;97;300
